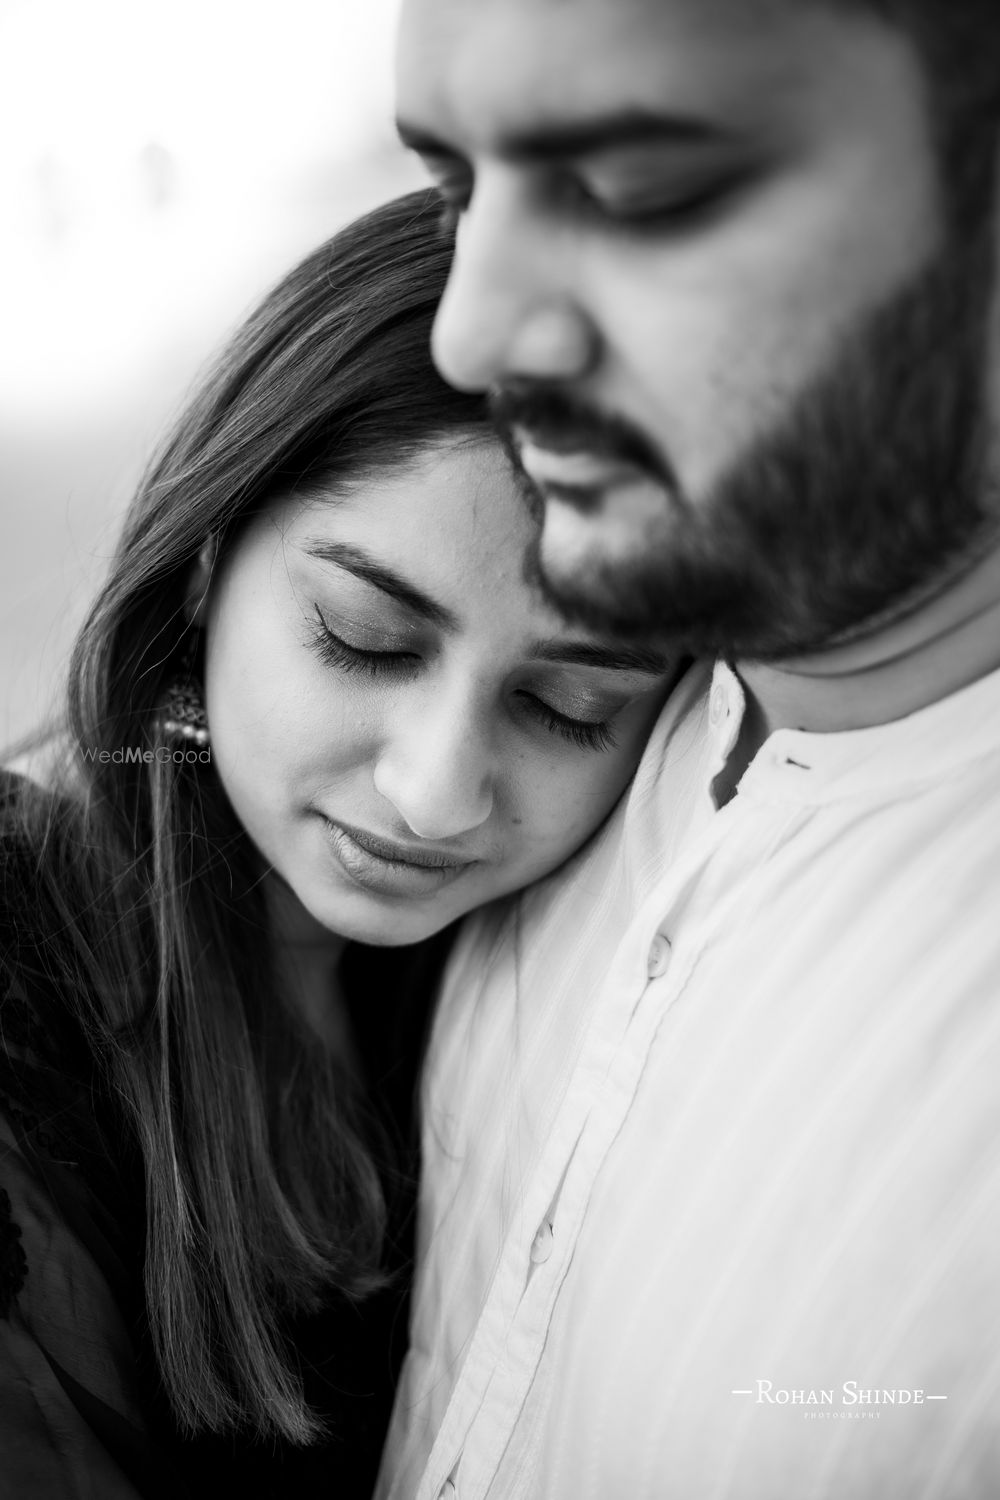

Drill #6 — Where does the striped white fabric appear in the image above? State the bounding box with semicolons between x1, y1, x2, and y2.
378;659;1000;1500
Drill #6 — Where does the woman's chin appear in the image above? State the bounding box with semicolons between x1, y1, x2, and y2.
290;875;460;949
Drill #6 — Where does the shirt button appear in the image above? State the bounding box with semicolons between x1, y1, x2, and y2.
709;684;728;726
647;934;671;980
530;1219;554;1265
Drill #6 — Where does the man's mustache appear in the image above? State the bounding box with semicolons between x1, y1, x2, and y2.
489;384;676;487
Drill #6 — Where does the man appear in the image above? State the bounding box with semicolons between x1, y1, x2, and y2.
381;3;1000;1496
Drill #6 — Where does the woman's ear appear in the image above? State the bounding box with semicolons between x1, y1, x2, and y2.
184;535;219;628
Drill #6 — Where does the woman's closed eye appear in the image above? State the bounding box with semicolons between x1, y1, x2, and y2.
309;607;622;753
517;692;618;753
309;606;420;677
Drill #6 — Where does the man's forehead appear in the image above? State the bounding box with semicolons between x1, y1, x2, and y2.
396;0;871;153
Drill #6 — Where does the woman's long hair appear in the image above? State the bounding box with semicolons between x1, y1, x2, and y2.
2;189;487;1442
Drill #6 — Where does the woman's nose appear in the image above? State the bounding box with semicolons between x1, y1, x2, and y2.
372;697;496;841
431;175;601;393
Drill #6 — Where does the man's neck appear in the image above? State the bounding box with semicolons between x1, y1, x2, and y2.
735;533;1000;755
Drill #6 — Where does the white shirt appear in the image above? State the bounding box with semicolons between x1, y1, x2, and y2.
379;659;1000;1500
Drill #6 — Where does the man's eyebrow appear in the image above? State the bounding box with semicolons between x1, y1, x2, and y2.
302;540;457;630
530;639;672;675
396;109;730;164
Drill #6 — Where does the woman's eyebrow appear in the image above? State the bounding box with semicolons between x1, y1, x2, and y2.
302;539;457;630
531;639;672;674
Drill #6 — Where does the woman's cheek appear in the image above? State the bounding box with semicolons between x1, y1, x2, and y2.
514;768;607;868
535;739;650;857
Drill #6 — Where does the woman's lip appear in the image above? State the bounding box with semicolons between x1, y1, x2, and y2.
329;818;474;869
320;817;474;899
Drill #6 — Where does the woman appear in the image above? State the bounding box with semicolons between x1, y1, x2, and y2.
0;190;673;1498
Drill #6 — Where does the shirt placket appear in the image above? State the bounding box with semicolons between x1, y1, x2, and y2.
418;817;738;1500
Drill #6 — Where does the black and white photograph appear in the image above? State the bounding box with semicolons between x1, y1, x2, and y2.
1;2;998;1496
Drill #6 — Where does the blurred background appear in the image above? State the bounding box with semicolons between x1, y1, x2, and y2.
0;0;425;744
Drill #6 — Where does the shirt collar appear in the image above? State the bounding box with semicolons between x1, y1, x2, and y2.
730;658;1000;804
615;654;1000;911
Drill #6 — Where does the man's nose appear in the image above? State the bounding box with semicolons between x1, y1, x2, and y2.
431;175;601;392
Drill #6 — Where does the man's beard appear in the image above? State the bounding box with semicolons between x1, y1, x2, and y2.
493;235;998;661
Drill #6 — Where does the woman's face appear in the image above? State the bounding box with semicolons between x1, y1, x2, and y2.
202;436;674;945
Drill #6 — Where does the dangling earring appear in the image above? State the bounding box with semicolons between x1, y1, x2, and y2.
158;678;210;748
155;632;210;749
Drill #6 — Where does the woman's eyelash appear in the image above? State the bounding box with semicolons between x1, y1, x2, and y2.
524;696;618;754
309;607;417;678
310;607;618;752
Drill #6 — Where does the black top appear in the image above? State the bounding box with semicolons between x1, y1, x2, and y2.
0;779;449;1499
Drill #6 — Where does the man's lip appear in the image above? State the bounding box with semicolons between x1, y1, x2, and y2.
512;422;598;457
323;817;475;870
516;438;649;491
